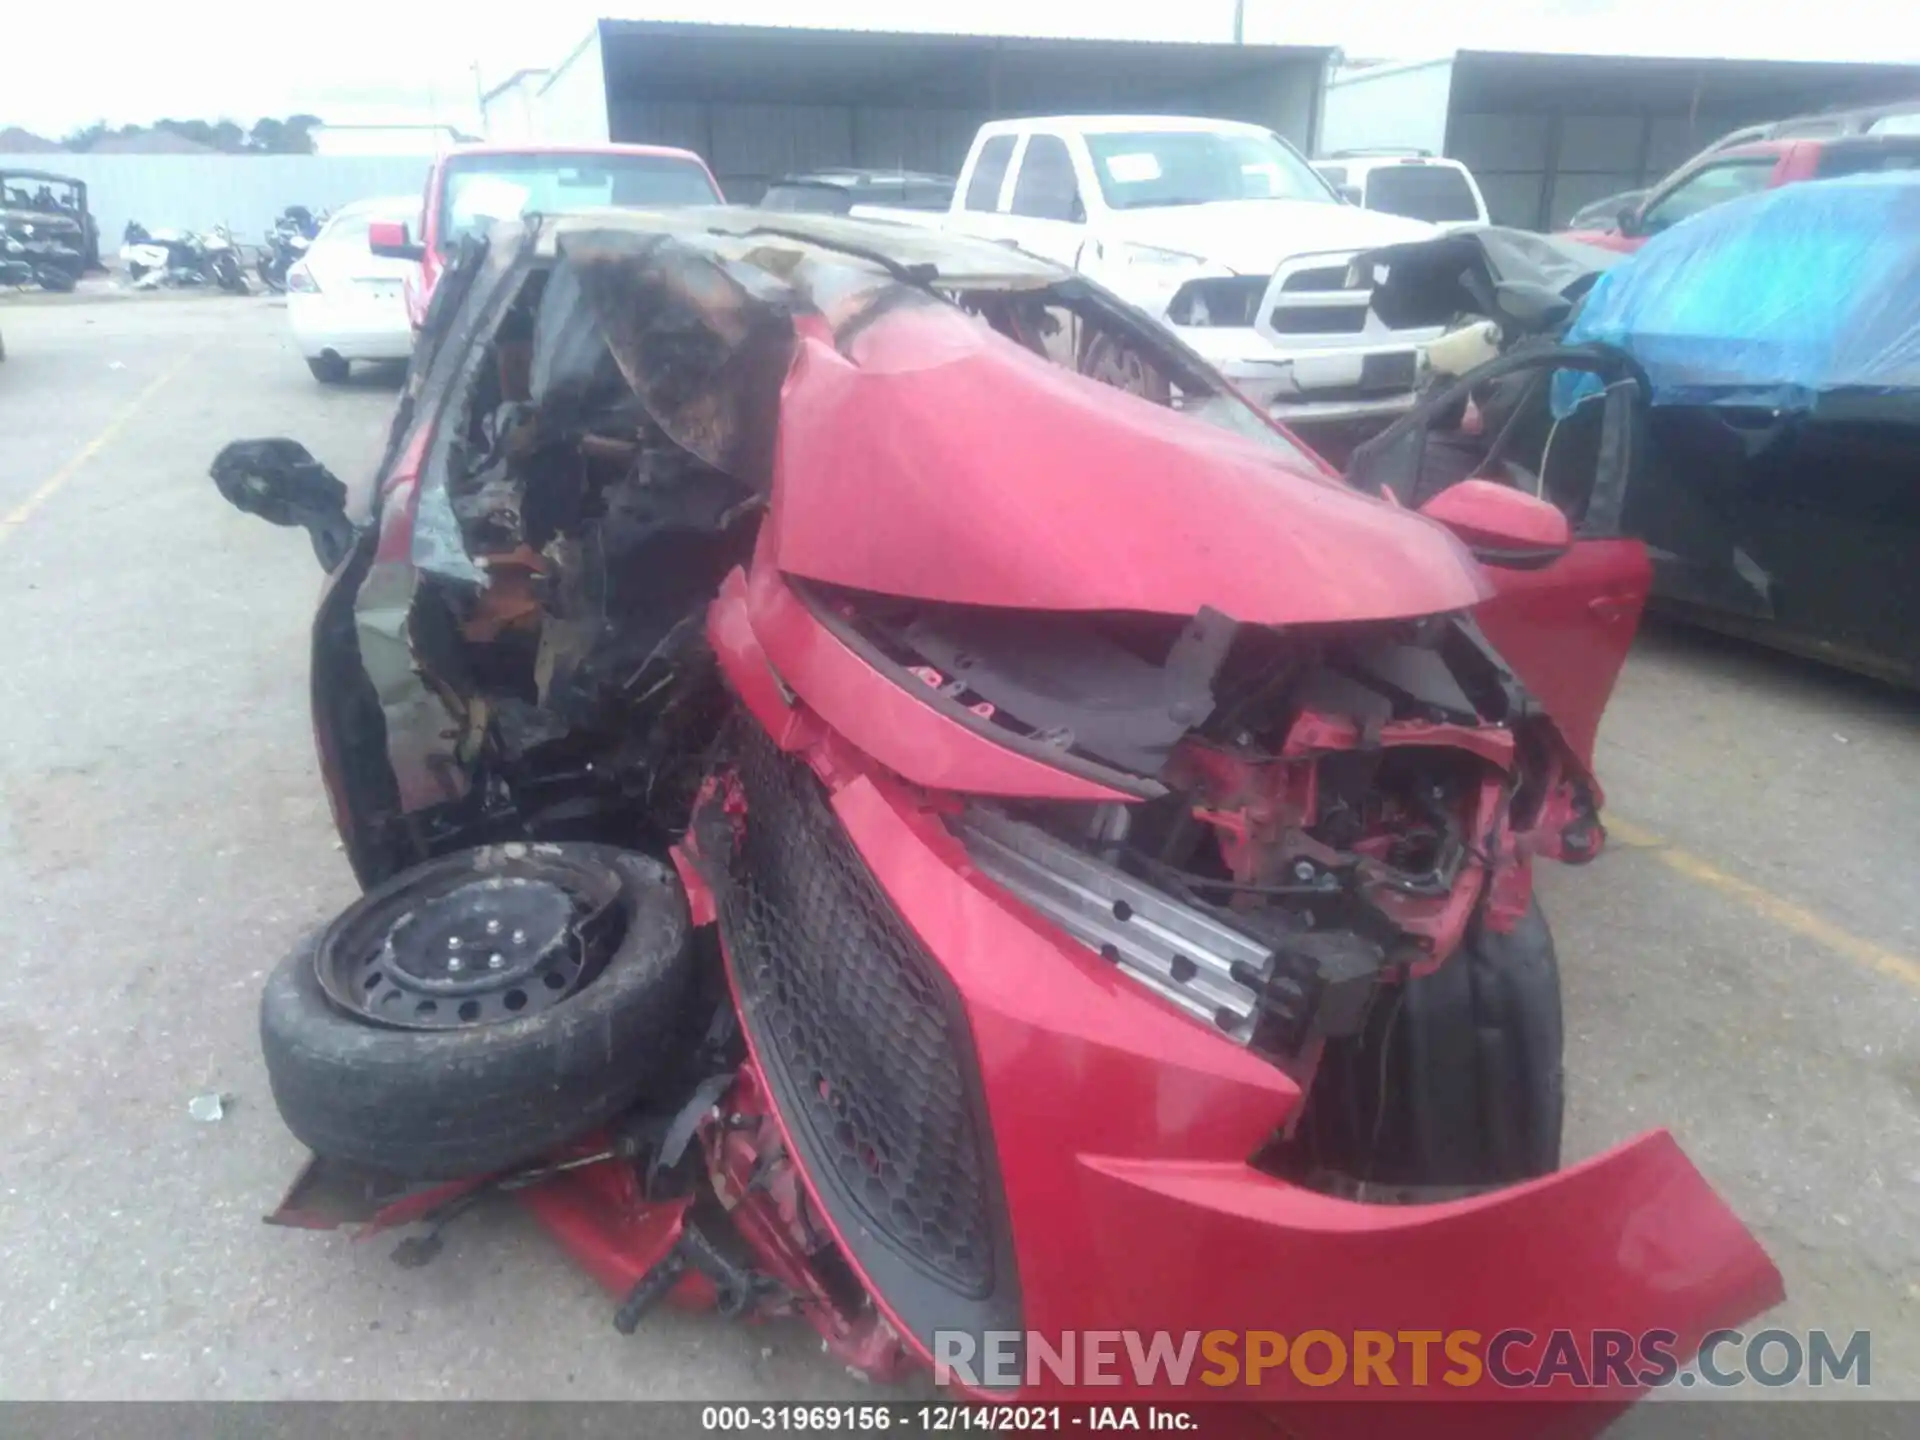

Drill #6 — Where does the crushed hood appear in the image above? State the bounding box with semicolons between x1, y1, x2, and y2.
1101;199;1436;276
547;227;1489;627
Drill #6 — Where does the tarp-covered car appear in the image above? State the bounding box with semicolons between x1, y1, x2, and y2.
212;208;1777;1423
1555;172;1920;685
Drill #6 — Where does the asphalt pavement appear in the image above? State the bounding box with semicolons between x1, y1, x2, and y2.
0;295;1916;1410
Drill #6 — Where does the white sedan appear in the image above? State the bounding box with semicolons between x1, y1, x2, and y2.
287;198;418;383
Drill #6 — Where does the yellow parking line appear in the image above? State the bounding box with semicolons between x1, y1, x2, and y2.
0;345;202;544
1606;815;1920;992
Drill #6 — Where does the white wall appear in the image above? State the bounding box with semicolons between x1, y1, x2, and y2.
1319;58;1455;156
31;155;434;253
529;29;612;144
313;127;463;157
481;74;547;143
1160;60;1327;149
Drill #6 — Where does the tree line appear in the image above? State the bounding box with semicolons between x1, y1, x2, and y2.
60;115;325;153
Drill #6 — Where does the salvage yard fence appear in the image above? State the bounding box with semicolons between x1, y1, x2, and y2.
18;155;435;256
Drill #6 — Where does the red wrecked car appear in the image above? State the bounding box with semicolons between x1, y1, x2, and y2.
211;208;1779;1424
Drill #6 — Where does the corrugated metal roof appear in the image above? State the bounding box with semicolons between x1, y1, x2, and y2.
593;5;1258;47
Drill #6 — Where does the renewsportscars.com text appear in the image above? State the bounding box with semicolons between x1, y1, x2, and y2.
934;1328;1871;1390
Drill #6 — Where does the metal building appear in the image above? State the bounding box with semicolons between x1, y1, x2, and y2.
482;19;1336;201
1322;50;1920;228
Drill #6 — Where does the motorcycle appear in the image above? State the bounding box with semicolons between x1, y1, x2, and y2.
121;219;249;294
256;205;322;293
209;212;1779;1422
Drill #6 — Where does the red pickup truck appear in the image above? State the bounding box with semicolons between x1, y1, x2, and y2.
371;143;724;330
1563;132;1920;252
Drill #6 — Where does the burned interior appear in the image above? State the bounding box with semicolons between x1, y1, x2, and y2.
315;221;1333;871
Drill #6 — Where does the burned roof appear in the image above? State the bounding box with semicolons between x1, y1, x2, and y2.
524;206;1067;290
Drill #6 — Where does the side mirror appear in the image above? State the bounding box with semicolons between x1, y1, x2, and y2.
1418;478;1571;568
369;219;426;262
210;438;358;571
1338;184;1364;206
1615;203;1642;235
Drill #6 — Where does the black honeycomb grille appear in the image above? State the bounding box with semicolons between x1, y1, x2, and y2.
1281;265;1353;292
718;726;996;1297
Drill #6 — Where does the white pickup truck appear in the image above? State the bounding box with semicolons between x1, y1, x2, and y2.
938;116;1447;424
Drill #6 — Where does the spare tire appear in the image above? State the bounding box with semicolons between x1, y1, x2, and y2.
261;843;695;1179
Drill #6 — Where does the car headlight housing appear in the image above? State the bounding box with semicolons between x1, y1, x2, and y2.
1167;276;1268;327
1112;242;1214;272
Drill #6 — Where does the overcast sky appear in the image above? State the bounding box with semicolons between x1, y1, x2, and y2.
8;0;1914;137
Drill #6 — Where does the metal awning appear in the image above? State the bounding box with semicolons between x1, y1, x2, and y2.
598;20;1331;110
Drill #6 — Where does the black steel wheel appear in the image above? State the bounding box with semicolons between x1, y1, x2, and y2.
261;843;697;1179
316;858;625;1030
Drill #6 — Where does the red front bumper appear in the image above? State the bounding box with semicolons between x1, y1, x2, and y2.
793;762;1782;1409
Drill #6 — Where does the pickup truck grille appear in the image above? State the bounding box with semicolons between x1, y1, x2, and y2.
1270;304;1370;336
1280;265;1352;293
1266;253;1373;338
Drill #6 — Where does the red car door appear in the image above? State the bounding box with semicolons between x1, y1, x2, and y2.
1386;354;1658;771
1472;538;1651;768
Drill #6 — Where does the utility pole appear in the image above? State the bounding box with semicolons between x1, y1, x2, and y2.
1233;0;1245;44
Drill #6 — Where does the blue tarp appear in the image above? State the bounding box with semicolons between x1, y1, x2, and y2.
1553;172;1920;415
